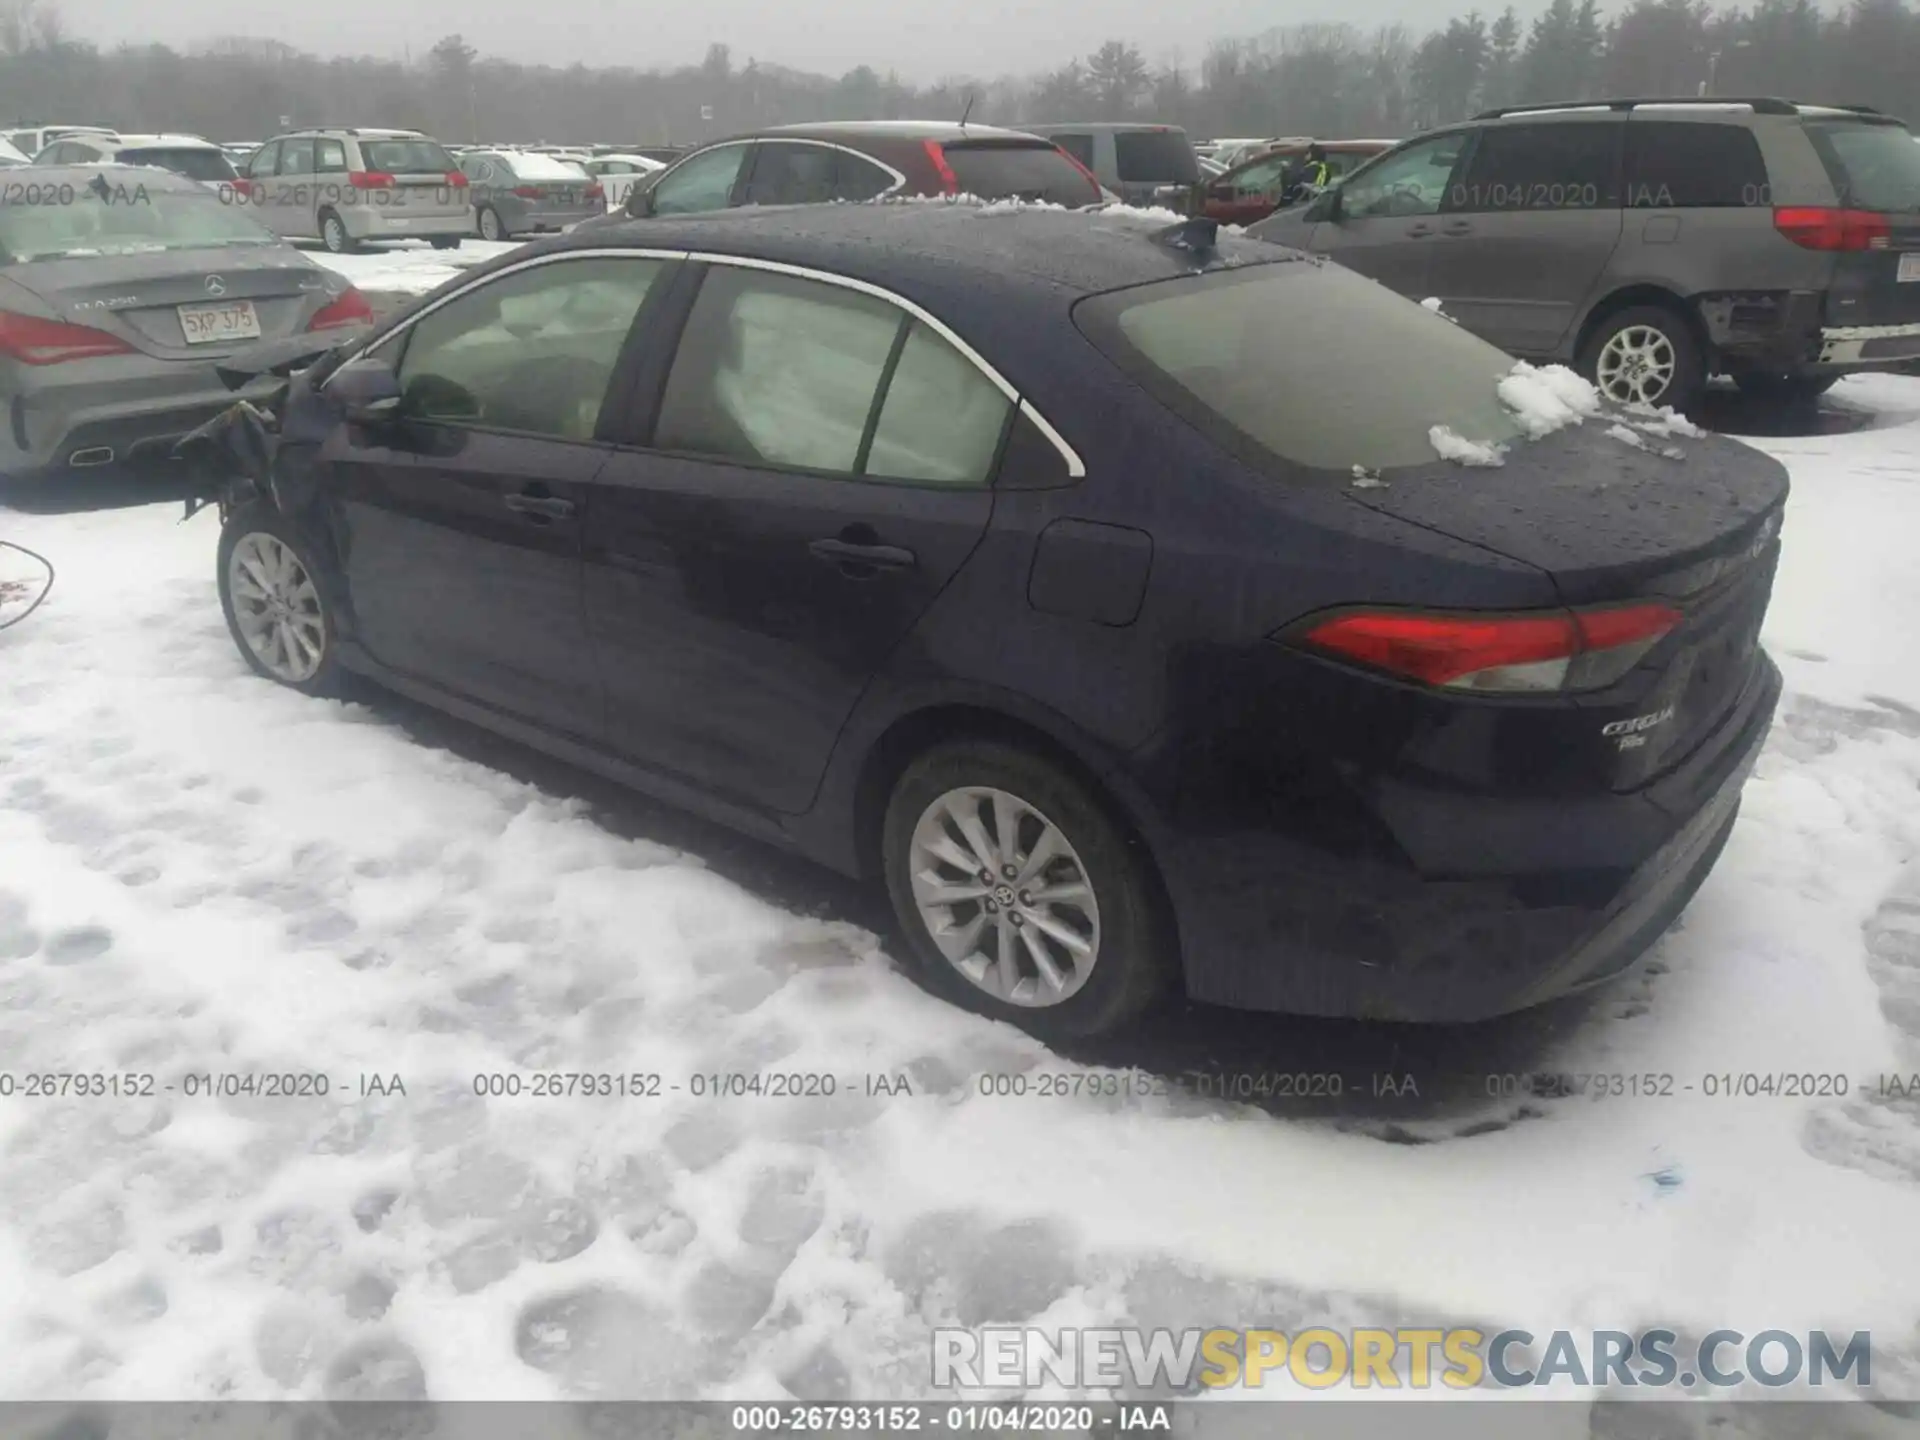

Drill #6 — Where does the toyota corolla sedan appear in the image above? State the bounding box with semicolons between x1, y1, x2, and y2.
0;166;373;480
193;202;1785;1041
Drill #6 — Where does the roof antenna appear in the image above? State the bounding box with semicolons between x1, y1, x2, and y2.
958;92;975;128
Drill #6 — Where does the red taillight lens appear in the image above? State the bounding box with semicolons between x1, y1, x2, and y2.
445;170;469;188
307;288;374;331
228;178;255;198
0;310;136;364
583;182;603;200
1773;206;1891;251
348;170;396;190
512;185;546;200
1296;602;1683;693
922;140;959;195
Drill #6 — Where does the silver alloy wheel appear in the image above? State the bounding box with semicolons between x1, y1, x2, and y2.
323;214;347;252
228;533;326;684
1595;323;1678;405
907;785;1101;1007
479;207;502;241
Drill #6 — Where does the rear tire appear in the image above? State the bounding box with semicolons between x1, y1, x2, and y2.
881;739;1173;1042
430;236;462;251
217;508;347;699
319;209;357;255
477;206;506;242
1579;304;1705;413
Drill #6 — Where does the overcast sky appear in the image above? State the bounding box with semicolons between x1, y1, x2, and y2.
63;0;1487;84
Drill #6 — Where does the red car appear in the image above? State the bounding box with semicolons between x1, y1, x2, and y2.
1201;139;1396;224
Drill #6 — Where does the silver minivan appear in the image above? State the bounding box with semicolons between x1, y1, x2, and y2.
239;128;471;253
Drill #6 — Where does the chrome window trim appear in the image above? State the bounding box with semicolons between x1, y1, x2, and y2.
339;245;1086;479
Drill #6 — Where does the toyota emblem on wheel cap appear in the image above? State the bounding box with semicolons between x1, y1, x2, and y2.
204;275;226;297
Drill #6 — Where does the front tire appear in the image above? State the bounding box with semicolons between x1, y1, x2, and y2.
319;209;357;255
881;740;1173;1042
1580;304;1705;412
217;510;345;698
477;206;506;242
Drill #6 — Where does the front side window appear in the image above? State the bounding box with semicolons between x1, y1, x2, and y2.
247;142;281;178
1337;133;1467;219
1076;261;1528;473
1226;154;1293;196
1446;122;1620;212
278;138;316;177
393;257;664;439
649;144;749;215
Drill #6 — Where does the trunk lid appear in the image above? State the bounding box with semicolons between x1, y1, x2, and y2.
10;246;331;357
1344;422;1789;789
1802;118;1920;337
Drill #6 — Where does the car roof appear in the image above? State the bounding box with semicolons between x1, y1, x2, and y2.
1026;122;1191;135
102;134;220;149
575;200;1288;304
753;119;1047;143
19;163;206;189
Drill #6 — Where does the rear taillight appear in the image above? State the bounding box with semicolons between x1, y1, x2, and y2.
307;288;374;331
0;310;136;364
1773;206;1891;251
583;182;603;200
922;140;959;195
1295;602;1684;694
227;178;255;198
512;185;546;200
445;170;469;188
348;170;395;190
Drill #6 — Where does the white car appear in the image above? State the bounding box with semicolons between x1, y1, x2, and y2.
0;136;28;168
3;123;118;160
579;152;666;211
30;133;239;190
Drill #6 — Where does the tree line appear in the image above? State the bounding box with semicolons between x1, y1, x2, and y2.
2;0;1916;150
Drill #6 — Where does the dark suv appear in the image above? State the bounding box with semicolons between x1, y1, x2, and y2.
583;120;1104;226
1252;98;1920;408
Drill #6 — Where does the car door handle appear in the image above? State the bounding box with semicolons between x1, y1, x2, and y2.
1440;220;1473;236
1405;222;1435;237
808;537;916;572
503;492;575;520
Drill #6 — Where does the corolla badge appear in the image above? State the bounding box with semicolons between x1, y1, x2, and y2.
204;275;227;297
1603;705;1676;751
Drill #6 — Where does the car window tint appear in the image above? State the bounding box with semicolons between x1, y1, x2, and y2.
865;321;1012;486
837;153;896;202
1114;130;1199;184
745;143;838;205
1231;155;1292;193
122;148;236;182
1338;134;1464;219
1803;120;1920;212
651;144;749;215
654;265;903;473
278;138;316;176
1446;122;1619;212
248;142;280;177
315;138;348;174
1622;122;1767;208
395;257;663;440
1051;133;1096;168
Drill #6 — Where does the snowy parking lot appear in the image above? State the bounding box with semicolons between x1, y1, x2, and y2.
3;345;1920;1414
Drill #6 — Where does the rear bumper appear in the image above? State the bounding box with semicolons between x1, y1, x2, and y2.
1146;654;1782;1021
0;351;282;478
340;207;473;242
1701;290;1920;373
505;209;600;234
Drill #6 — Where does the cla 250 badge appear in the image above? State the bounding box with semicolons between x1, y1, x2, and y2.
1602;705;1676;750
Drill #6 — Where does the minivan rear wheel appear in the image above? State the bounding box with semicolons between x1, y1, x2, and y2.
1581;305;1705;412
319;210;357;255
881;739;1172;1041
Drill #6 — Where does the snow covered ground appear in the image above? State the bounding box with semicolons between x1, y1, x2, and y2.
311;238;522;304
2;375;1920;1419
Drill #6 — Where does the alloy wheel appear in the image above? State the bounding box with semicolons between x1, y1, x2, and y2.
323;215;348;253
479;208;502;241
1595;324;1677;406
907;785;1102;1007
228;533;326;683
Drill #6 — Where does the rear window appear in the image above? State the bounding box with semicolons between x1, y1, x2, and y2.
359;139;458;174
1804;121;1920;213
941;141;1101;206
119;147;238;183
1114;129;1200;184
1624;122;1767;207
0;183;276;263
505;153;590;181
1074;262;1527;472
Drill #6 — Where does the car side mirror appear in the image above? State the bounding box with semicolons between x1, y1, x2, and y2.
328;355;402;425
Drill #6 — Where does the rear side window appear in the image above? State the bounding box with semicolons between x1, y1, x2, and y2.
1445;122;1620;212
743;143;839;205
1114;130;1199;184
360;140;457;174
1624;122;1767;208
1804;121;1920;213
1050;132;1096;168
866;322;1012;485
942;141;1101;206
120;148;237;183
1075;262;1526;473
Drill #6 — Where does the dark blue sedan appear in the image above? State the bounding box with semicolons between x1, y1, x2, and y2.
195;201;1786;1040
